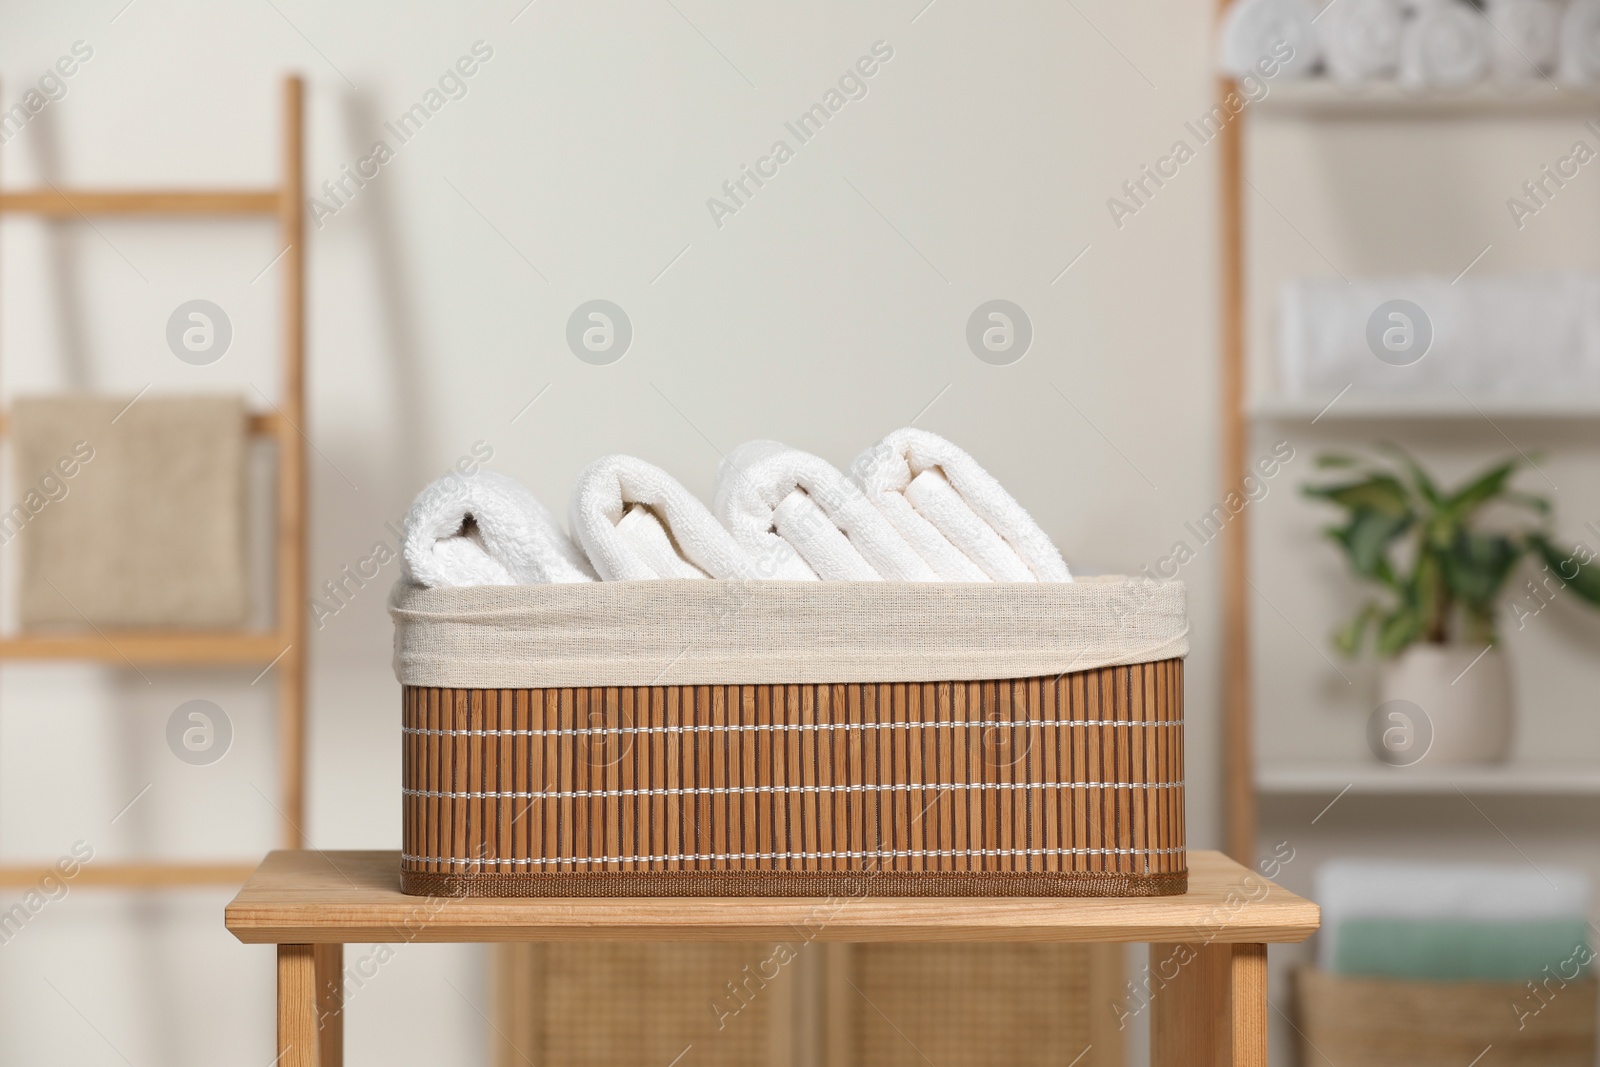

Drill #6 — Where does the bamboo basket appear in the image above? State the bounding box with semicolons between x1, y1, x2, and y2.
392;578;1189;897
1295;967;1599;1066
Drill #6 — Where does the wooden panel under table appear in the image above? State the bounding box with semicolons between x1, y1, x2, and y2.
400;661;1186;897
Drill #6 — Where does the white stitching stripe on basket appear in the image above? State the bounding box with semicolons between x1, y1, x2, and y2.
400;845;1190;868
404;780;1184;800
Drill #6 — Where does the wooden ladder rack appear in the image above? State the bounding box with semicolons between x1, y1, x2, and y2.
0;76;306;889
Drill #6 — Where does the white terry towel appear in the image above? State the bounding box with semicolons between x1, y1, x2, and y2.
1486;0;1560;81
1317;0;1404;85
571;455;757;581
1217;0;1323;79
1315;859;1592;970
1558;0;1600;84
1400;0;1489;89
714;440;938;582
1277;272;1600;398
852;428;1072;583
402;469;596;587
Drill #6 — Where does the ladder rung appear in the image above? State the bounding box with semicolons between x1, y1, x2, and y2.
0;861;257;888
0;412;284;437
0;631;290;666
0;189;281;216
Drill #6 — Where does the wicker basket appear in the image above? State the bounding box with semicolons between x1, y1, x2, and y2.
392;578;1188;897
1295;967;1599;1066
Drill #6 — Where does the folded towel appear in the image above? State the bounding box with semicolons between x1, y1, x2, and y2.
402;469;595;587
852;428;1072;583
1486;0;1561;81
1315;859;1593;974
1331;917;1592;981
1399;0;1489;89
11;394;248;627
1217;0;1323;79
1558;0;1600;84
714;440;938;582
1277;272;1600;398
571;455;756;581
1318;0;1404;85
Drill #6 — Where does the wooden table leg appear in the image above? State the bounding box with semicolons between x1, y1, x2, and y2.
278;943;343;1067
1148;942;1266;1067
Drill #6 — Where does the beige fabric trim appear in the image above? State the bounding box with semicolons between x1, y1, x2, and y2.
390;576;1186;687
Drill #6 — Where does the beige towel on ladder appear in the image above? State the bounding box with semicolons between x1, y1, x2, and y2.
10;394;249;628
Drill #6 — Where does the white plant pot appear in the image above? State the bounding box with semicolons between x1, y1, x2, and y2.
1376;644;1513;765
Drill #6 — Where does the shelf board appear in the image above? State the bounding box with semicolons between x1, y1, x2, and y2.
0;630;289;666
1248;393;1600;422
1253;80;1600;118
1258;762;1600;796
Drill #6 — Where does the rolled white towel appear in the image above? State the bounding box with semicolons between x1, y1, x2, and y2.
1277;272;1600;398
1318;0;1404;85
571;455;757;581
1558;0;1600;84
1399;0;1489;89
1217;0;1323;79
852;428;1072;583
1486;0;1560;81
402;469;596;587
714;440;938;582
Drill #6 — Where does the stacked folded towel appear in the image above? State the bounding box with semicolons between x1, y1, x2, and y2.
571;455;757;580
1320;0;1404;86
1316;859;1593;982
852;428;1072;582
401;429;1073;587
1399;0;1488;89
1217;0;1323;79
401;469;596;587
1217;0;1578;86
1277;272;1600;398
713;440;938;581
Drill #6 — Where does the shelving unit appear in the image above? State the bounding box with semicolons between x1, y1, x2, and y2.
0;76;307;889
1217;68;1600;859
1257;762;1600;797
1249;392;1600;422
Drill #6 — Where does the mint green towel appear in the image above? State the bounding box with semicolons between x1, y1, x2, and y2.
1333;918;1592;982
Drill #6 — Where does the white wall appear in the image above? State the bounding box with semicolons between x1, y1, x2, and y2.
0;2;1223;1064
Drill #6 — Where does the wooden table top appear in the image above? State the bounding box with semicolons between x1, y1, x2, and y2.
224;850;1319;945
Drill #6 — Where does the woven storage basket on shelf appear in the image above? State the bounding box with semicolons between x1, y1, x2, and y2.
1295;968;1599;1066
391;577;1188;898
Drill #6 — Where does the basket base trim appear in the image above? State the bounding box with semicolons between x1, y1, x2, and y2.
398;867;1189;899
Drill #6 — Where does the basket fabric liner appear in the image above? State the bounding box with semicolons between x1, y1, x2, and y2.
392;576;1188;898
390;575;1188;688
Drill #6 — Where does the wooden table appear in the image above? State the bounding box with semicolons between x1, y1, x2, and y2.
225;849;1318;1067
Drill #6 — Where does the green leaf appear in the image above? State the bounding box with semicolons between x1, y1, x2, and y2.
1441;531;1525;608
1333;604;1381;656
1327;511;1412;582
1303;474;1413;518
1375;608;1425;656
1377;442;1441;507
1528;533;1600;607
1315;453;1362;469
1442;461;1516;517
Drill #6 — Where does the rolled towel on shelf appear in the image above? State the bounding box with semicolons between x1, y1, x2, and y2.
1559;0;1600;84
1277;272;1600;398
852;428;1072;583
1399;0;1489;89
1317;0;1404;85
571;455;757;581
713;440;938;582
402;469;596;588
1217;0;1323;79
1485;0;1560;81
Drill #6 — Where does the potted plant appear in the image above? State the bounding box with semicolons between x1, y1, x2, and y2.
1305;446;1600;764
